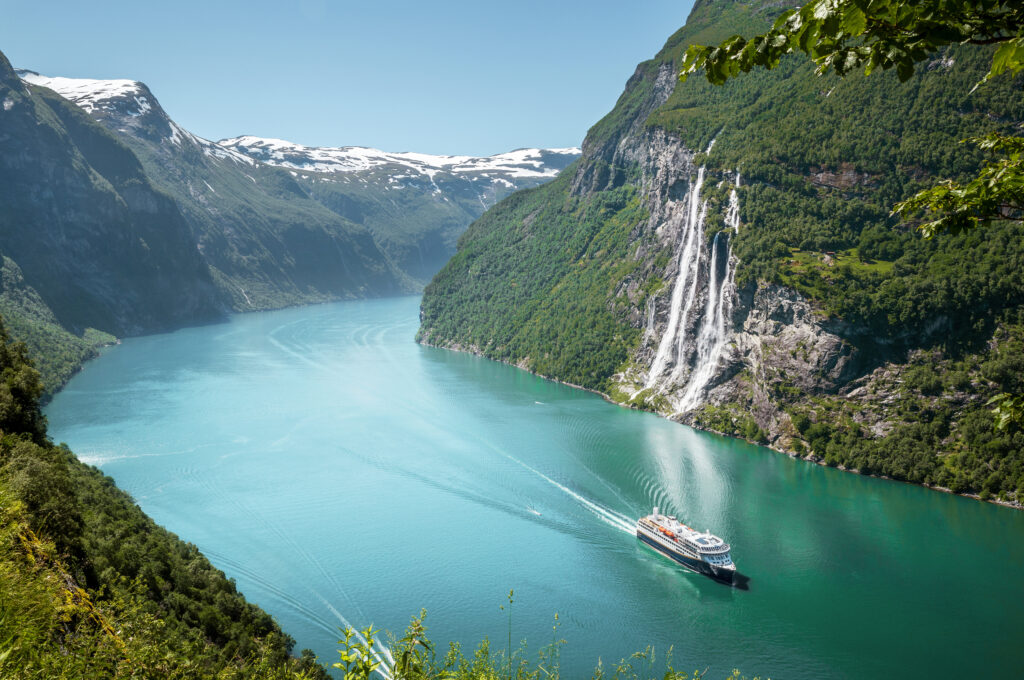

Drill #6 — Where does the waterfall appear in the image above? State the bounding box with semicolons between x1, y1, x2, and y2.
644;163;709;388
726;171;741;233
643;154;741;412
667;197;709;385
644;296;657;341
678;230;736;411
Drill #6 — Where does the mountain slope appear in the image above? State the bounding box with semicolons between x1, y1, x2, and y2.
18;69;407;310
0;51;224;388
419;0;1024;504
219;137;580;283
19;67;579;292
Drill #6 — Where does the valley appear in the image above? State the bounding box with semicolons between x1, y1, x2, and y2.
1;0;1022;677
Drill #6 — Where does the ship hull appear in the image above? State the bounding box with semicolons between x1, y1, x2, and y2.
637;531;735;584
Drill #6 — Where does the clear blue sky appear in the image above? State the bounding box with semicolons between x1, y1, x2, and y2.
1;0;695;156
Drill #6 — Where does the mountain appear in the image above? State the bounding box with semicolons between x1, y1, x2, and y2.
219;138;580;283
418;0;1024;504
5;56;574;388
17;68;579;289
0;51;224;387
18;69;408;311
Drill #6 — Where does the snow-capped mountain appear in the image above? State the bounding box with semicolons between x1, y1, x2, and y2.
219;135;578;182
17;70;257;166
17;68;406;308
219;136;580;280
18;68;580;284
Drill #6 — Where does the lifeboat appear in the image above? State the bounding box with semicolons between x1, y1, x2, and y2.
659;527;676;539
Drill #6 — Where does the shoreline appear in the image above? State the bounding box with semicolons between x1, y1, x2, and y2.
418;337;1022;512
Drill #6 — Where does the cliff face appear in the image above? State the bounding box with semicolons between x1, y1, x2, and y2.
605;126;861;418
419;0;1024;502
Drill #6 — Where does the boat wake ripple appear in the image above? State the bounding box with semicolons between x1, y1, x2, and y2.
487;445;635;536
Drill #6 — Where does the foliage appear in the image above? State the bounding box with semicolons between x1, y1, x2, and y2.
0;255;115;395
676;0;1024;426
774;323;1024;499
894;132;1024;237
331;611;764;680
989;392;1024;430
679;0;1024;86
692;405;768;444
418;171;649;392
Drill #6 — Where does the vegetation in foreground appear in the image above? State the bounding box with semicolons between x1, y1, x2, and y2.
0;312;329;678
328;609;763;680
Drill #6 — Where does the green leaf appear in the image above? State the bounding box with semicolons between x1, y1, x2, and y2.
841;5;867;35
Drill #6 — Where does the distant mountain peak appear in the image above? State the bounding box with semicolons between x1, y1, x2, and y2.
218;135;581;179
16;69;256;166
14;65;579;285
16;69;148;115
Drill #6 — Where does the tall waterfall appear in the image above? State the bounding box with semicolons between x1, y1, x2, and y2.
678;230;736;411
644;152;740;413
644;156;711;388
726;172;741;233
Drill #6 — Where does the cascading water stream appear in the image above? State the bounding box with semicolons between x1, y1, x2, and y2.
677;230;736;412
644;150;740;412
726;172;741;233
645;143;715;389
667;198;710;386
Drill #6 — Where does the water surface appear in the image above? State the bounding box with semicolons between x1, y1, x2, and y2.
47;297;1024;678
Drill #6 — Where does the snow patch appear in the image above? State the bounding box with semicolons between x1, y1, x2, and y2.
18;71;144;114
219;135;580;180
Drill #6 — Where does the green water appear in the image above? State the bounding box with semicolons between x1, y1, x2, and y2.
45;296;1024;678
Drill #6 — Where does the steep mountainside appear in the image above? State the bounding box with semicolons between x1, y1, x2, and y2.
419;0;1024;504
219;138;579;283
0;51;223;387
18;69;407;310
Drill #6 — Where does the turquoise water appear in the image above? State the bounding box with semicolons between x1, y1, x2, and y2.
46;296;1024;678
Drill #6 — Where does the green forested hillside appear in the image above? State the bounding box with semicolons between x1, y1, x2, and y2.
0;256;115;393
647;1;1024;345
419;171;650;388
418;0;1024;503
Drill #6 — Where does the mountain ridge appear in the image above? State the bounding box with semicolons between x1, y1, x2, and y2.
19;67;580;286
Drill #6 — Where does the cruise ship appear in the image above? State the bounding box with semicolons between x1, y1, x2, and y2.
636;507;736;583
